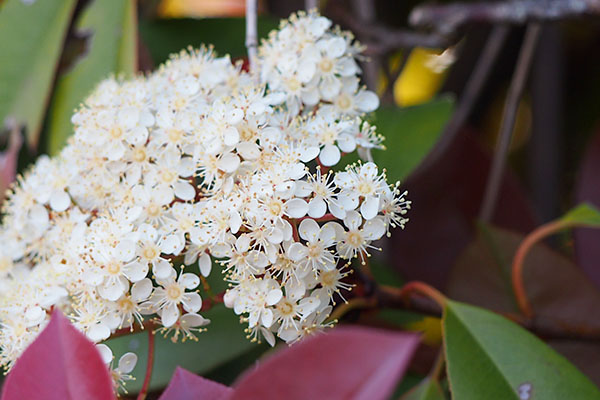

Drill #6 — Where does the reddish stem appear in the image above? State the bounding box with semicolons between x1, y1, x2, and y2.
398;281;448;309
137;330;155;400
511;220;570;319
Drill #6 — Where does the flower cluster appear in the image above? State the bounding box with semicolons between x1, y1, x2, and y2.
0;10;409;386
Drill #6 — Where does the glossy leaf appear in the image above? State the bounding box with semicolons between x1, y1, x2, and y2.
400;378;445;400
160;367;232;400
0;0;76;147
231;326;419;400
47;0;137;155
105;304;264;392
443;300;600;400
447;225;600;384
371;97;454;183
575;130;600;288
559;203;600;226
1;310;114;400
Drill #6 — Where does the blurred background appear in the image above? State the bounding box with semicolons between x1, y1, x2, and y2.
2;0;600;396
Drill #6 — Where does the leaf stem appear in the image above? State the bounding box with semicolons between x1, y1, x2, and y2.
511;219;570;318
398;281;448;309
137;330;155;400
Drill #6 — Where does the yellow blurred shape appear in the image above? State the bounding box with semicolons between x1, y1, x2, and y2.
405;316;442;346
158;0;246;18
394;47;454;107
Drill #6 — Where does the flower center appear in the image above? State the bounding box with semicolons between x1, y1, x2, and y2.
319;58;334;73
346;231;363;247
308;243;322;259
142;243;159;261
336;93;352;110
320;270;336;287
268;199;283;217
109;126;124;140
357;181;374;196
106;261;122;275
146;203;161;218
286;77;301;92
321;128;337;145
118;296;134;312
166;283;183;302
160;169;176;184
278;300;295;316
168;129;183;143
132;147;147;162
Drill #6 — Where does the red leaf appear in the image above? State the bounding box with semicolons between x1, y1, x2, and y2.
160;367;232;400
1;310;115;400
575;127;600;288
388;131;536;289
231;326;419;400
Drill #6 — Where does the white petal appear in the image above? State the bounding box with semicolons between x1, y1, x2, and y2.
131;278;153;301
153;259;173;279
288;242;308;262
344;210;363;230
116;240;136;262
160;234;182;255
96;344;113;365
223;126;240;147
174;181;196;201
363;217;386;240
308;197;327;219
198;253;212;277
50;191;70;212
356;90;380;113
237;141;260;160
88;324;110;342
217;153;240;173
360;162;378;180
261;308;274;328
319;145;341;167
285;198;308;218
360;196;380;220
266;288;283;306
180;273;200;289
124;262;149;282
183;292;202;313
181;313;210;328
298;218;320;242
117;353;138;374
161;304;180;328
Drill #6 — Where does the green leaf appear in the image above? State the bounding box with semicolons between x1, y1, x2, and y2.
0;0;76;147
443;300;600;400
105;304;265;393
138;17;280;65
47;0;137;155
559;203;600;227
373;97;454;183
400;378;445;400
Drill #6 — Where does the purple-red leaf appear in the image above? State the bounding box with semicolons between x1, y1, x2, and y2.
575;128;600;288
1;310;115;400
160;367;232;400
231;326;419;400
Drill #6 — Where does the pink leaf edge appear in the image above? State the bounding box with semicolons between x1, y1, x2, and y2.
1;309;115;400
160;367;233;400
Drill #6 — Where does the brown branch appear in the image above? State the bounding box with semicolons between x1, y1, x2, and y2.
137;330;155;400
328;2;450;55
479;23;542;222
410;0;600;36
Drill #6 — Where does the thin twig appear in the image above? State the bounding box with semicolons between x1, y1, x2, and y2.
479;23;541;222
410;0;600;36
305;0;318;11
245;0;258;71
137;330;155;400
412;25;510;177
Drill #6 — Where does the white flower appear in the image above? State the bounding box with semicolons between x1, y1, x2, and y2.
145;272;202;328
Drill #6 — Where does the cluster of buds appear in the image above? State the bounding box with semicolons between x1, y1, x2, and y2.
0;11;409;386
